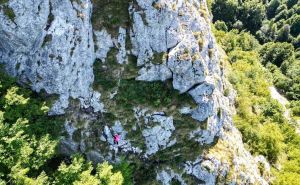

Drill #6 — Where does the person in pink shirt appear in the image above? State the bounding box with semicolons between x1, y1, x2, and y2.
113;134;120;145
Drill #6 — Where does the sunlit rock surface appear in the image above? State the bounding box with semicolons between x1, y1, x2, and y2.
0;0;270;184
0;0;103;114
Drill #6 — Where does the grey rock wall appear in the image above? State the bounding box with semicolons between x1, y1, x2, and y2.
0;0;270;184
0;0;103;114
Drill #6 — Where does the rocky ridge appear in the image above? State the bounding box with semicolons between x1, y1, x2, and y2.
0;0;270;184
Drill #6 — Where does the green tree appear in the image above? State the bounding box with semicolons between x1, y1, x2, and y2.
259;42;295;66
212;0;239;27
54;155;124;185
213;29;259;53
113;158;134;185
214;20;228;32
239;0;266;33
276;24;291;42
256;20;278;43
0;70;58;184
212;3;300;185
267;0;281;19
287;0;298;8
290;15;300;37
290;100;300;116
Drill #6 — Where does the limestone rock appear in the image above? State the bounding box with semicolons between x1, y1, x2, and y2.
184;157;219;185
59;121;78;155
0;0;271;184
136;63;172;82
94;29;114;62
0;0;103;115
103;121;142;154
142;114;175;155
86;150;105;164
156;168;187;185
129;0;226;146
179;106;193;115
134;108;176;156
185;127;270;185
116;27;128;64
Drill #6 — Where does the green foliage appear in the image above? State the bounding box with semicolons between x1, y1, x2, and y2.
91;0;131;36
259;42;295;66
116;79;195;109
259;1;299;46
0;0;9;4
213;29;259;53
93;49;139;91
228;51;286;162
54;155;123;185
290;100;300;116
259;42;300;100
255;1;300;100
236;118;285;162
151;52;167;65
287;0;298;8
239;0;266;34
273;122;300;185
212;0;300;49
213;22;300;185
212;0;239;28
212;0;300;100
290;14;300;37
2;5;15;21
93;57;118;91
0;67;61;183
113;158;134;185
267;0;281;19
214;20;228;32
212;0;266;33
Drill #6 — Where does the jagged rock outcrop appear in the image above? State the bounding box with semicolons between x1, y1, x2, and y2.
94;29;114;62
134;108;176;156
102;121;142;154
129;0;230;146
157;168;187;185
183;127;270;185
0;0;103;114
0;0;271;184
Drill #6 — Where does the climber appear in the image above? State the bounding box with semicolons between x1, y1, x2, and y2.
114;134;120;145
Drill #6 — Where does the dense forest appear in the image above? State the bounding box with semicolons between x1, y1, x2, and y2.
210;0;300;184
211;0;300;116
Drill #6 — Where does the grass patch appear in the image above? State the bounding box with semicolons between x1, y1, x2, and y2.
132;160;160;185
2;5;15;21
125;124;146;150
0;0;8;5
151;52;167;65
116;79;195;110
45;2;54;30
182;173;206;185
93;49;119;91
93;49;139;91
92;0;131;36
42;34;53;47
171;179;181;185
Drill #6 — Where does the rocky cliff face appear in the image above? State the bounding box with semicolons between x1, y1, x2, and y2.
0;0;270;184
0;0;103;115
